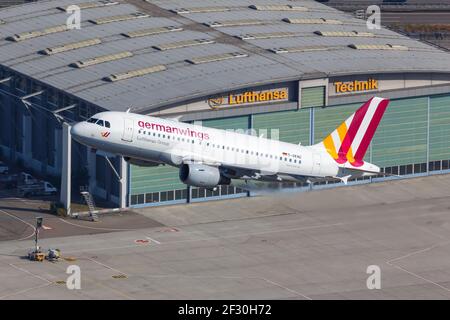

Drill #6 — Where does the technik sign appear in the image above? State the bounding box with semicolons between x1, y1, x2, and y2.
334;78;378;94
207;88;289;109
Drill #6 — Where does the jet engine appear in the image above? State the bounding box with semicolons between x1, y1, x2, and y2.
179;163;231;188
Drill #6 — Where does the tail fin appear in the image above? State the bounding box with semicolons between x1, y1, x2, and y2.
320;97;389;167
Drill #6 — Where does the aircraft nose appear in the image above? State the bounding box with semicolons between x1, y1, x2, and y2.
70;122;85;141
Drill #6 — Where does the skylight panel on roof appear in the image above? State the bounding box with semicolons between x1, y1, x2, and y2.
7;25;67;42
153;39;215;51
249;5;308;11
315;31;374;37
349;44;408;50
205;19;265;28
186;52;248;64
171;6;231;14
57;1;118;11
283;18;342;25
122;26;183;38
236;32;298;40
104;65;167;82
269;45;342;54
41;38;102;55
71;51;133;68
90;12;149;25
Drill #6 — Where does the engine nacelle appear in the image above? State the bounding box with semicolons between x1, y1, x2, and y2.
179;163;231;188
124;157;161;167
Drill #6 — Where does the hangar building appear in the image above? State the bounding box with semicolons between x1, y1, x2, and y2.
1;0;450;208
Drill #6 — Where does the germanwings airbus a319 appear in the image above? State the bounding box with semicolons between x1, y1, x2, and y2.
71;97;389;188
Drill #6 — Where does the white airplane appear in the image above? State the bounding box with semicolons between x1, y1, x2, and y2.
71;97;389;188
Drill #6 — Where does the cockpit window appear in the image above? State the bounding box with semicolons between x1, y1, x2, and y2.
86;117;111;128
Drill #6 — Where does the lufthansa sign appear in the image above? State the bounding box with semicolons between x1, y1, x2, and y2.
334;79;378;94
208;88;288;109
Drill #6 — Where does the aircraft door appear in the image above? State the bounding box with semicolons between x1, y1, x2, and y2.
122;118;134;142
311;153;321;176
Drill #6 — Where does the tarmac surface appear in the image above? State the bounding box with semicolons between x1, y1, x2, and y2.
0;174;450;299
0;190;163;241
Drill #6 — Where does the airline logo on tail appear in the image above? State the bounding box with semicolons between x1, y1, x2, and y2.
322;97;389;167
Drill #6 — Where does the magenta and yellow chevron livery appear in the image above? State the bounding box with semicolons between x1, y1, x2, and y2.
321;97;389;167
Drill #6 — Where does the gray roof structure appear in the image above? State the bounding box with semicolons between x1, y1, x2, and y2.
0;0;450;113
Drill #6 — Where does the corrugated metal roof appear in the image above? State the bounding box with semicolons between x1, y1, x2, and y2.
0;0;449;113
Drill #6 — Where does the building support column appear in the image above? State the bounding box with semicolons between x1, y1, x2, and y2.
187;185;191;204
60;123;71;215
119;156;128;208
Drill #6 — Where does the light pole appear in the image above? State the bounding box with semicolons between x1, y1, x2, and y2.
35;217;43;251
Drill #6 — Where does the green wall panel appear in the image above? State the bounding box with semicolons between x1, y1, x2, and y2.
253;109;310;145
202;116;249;130
301;86;325;108
130;164;185;195
372;97;428;167
430;95;450;161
